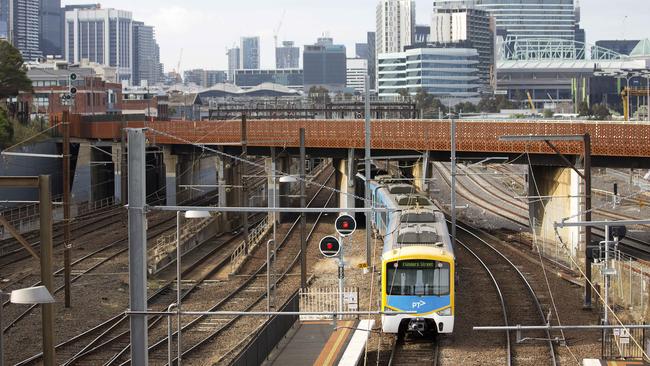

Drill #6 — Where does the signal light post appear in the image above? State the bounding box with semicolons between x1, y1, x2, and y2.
319;215;357;327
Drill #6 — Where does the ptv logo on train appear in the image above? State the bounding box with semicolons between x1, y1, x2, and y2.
412;300;427;309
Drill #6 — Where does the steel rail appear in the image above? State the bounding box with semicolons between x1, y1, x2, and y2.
455;222;558;366
107;168;335;365
177;179;336;365
13;190;244;366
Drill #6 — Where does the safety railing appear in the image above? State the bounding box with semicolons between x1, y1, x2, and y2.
299;287;359;321
0;196;119;239
229;215;272;274
602;324;649;361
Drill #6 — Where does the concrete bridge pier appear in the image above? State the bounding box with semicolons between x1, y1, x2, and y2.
336;149;358;213
176;153;197;204
528;166;582;261
71;142;114;206
266;150;280;226
71;141;92;204
111;142;124;204
163;146;178;206
412;153;431;193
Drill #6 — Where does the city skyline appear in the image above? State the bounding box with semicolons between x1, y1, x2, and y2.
61;0;650;72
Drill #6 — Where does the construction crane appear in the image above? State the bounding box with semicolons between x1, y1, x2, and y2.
176;48;184;76
526;91;537;115
621;87;650;121
273;10;287;50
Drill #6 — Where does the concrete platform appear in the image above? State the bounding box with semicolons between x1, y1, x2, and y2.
267;320;356;366
583;360;647;365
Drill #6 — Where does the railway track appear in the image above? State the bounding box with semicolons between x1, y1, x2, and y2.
433;163;650;260
15;211;265;366
388;336;439;366
123;167;336;366
45;164;334;365
456;225;558;366
0;205;124;267
9;187;249;365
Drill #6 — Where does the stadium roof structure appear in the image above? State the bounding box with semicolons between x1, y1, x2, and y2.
630;39;650;58
497;58;650;71
197;83;300;99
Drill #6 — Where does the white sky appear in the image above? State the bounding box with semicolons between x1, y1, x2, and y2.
62;0;650;72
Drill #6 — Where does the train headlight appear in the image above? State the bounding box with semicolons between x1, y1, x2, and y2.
436;308;452;316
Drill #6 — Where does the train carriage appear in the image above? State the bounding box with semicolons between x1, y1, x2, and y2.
369;178;455;335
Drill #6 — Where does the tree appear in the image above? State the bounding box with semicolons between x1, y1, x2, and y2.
478;97;498;113
0;41;32;100
591;103;611;120
0;107;14;148
577;101;591;117
542;109;555;119
397;89;411;101
308;86;330;104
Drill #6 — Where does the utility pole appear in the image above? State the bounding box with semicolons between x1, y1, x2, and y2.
39;175;55;366
62;114;72;308
364;75;372;266
451;118;457;245
241;114;249;254
299;128;307;289
584;134;593;308
127;129;148;366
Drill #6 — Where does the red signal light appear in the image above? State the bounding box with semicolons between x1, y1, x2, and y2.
327;243;333;250
342;221;350;229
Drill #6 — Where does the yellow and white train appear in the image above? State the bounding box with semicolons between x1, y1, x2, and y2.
369;177;455;336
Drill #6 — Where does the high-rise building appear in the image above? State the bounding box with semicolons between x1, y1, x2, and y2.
39;0;60;57
431;6;494;89
0;0;7;40
355;43;369;60
303;37;347;92
4;0;42;61
132;21;162;86
227;47;240;82
276;40;299;69
60;3;98;57
346;58;368;94
367;32;376;90
433;0;576;42
65;8;133;82
376;0;415;54
184;69;227;88
415;24;430;45
378;47;480;100
240;36;260;69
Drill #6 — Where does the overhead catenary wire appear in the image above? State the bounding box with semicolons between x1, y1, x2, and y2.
524;147;581;365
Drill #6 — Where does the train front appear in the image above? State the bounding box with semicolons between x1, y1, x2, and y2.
381;247;455;335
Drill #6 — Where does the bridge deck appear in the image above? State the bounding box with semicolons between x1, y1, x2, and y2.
55;115;650;158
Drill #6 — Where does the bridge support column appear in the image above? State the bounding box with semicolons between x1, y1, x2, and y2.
112;142;123;203
163;147;178;206
71;141;92;204
278;155;293;222
528;166;582;262
412;153;431;192
177;153;197;204
266;152;280;224
337;149;357;211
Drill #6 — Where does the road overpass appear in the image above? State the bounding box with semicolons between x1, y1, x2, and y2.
57;114;650;168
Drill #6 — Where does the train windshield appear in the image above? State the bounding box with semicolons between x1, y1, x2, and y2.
385;260;450;296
